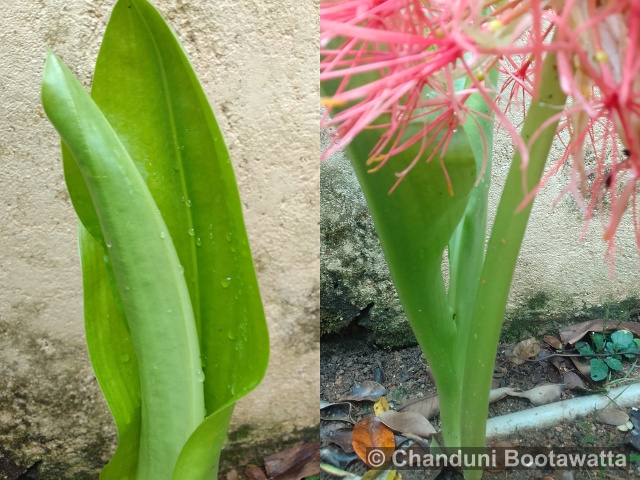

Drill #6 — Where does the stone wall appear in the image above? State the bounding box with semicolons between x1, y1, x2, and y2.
321;128;640;349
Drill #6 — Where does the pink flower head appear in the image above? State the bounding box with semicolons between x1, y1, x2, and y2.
321;0;640;258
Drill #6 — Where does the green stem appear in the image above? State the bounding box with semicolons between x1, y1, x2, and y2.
459;52;567;479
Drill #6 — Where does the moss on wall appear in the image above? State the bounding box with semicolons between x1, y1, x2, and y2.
220;424;319;475
501;294;640;343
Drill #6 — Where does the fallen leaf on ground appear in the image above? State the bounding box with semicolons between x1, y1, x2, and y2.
510;337;541;365
320;463;362;480
374;396;390;415
264;442;320;480
352;416;395;466
488;442;517;473
326;428;355;453
563;371;584;390
321;402;355;423
626;430;640;451
549;355;566;372
225;469;240;480
378;410;436;438
398;394;439;418
245;465;268;480
320;445;360;471
570;356;591;376
361;467;398;480
559;320;640;345
340;381;388;402
543;336;563;349
506;384;564;406
597;408;630;426
630;408;640;430
398;387;514;419
321;420;353;438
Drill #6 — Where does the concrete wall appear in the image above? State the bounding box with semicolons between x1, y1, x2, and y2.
0;0;318;475
321;119;640;348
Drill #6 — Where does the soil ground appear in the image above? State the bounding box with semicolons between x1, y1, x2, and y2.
320;333;640;480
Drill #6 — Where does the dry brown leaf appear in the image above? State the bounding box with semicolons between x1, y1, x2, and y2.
570;356;591;376
340;381;388;402
559;320;640;345
487;442;516;473
549;356;565;372
378;410;437;438
543;336;563;349
264;442;320;480
563;371;584;390
511;337;541;365
597;408;630;426
325;428;354;453
398;387;514;419
352;416;395;466
245;465;268;480
320;402;355;423
398;394;440;418
506;384;564;406
226;469;240;480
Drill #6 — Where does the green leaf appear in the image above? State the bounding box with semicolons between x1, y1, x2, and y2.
94;0;268;413
592;332;605;352
604;356;623;371
57;0;269;476
611;330;634;350
590;359;609;381
576;341;594;356
624;341;638;359
42;50;205;478
322;47;477;435
78;224;140;479
173;404;234;479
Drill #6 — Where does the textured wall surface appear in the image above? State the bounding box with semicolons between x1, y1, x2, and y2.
0;0;318;475
321;124;640;348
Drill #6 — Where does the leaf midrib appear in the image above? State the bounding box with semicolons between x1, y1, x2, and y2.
133;1;202;334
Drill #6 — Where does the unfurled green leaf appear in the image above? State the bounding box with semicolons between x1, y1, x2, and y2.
611;330;634;350
576;341;595;356
78;224;140;479
44;0;269;477
604;357;623;371
592;332;605;352
42;50;205;478
590;359;609;381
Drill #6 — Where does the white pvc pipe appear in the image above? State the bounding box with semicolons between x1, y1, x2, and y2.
486;383;640;439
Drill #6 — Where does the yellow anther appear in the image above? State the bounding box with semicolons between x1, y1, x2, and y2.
475;70;485;81
594;50;608;64
366;155;385;166
488;19;503;32
320;97;346;107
